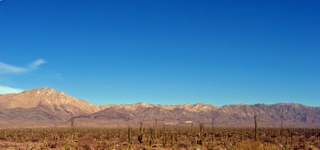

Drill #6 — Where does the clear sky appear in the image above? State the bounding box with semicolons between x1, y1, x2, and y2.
0;0;319;106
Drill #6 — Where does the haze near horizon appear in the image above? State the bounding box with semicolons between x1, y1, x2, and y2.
0;0;319;106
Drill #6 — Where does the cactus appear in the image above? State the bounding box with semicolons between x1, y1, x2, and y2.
280;121;283;139
4;131;7;140
138;122;144;144
149;127;154;146
127;126;132;145
154;117;157;140
254;113;258;141
70;113;75;128
170;132;174;147
162;132;168;148
211;118;215;142
197;122;206;146
290;131;293;146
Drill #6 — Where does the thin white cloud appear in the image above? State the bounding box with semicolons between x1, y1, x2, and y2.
28;59;46;69
0;59;46;74
0;62;27;73
0;85;24;94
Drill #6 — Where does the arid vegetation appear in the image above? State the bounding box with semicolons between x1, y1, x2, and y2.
0;125;319;150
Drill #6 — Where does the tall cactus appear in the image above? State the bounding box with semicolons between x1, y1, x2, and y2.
154;117;158;140
149;127;154;146
197;122;206;146
138;122;144;144
170;131;174;147
280;121;283;139
127;125;132;145
211;118;215;142
254;113;258;141
162;131;168;148
70;113;74;128
162;124;168;148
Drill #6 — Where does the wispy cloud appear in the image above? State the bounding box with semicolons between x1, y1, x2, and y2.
0;85;24;94
0;59;46;74
28;59;46;69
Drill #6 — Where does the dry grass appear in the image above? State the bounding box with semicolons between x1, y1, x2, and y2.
0;127;318;149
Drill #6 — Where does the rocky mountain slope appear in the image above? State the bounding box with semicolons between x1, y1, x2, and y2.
0;88;319;128
0;87;100;114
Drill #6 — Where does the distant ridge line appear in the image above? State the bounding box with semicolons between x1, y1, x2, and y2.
0;87;319;128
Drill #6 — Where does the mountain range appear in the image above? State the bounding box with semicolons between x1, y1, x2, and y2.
0;87;319;128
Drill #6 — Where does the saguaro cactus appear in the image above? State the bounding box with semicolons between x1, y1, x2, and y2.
197;122;206;146
280;121;283;139
162;132;168;148
138;122;144;144
149;127;154;146
254;113;258;141
154;117;158;140
70;113;75;128
211;118;215;142
128;126;132;144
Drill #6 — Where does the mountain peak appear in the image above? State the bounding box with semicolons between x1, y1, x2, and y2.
22;87;56;94
34;87;57;93
135;102;152;107
0;87;100;114
38;87;55;91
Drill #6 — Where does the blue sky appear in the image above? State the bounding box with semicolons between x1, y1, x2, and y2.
0;0;319;106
